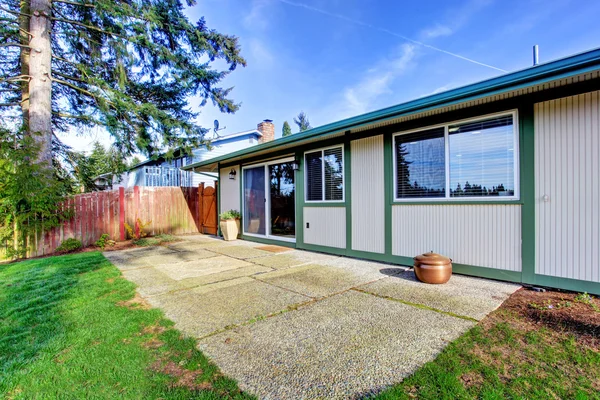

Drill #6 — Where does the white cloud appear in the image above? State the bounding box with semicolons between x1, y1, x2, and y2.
421;24;453;39
419;0;493;40
243;0;272;31
338;44;416;118
248;38;274;69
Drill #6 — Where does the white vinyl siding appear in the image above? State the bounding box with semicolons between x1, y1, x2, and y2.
392;204;522;271
535;91;600;282
303;207;346;249
351;135;385;254
219;166;240;214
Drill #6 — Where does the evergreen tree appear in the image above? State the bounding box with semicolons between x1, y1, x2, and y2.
395;143;412;196
282;121;292;137
71;141;127;191
294;111;311;132
128;156;143;168
0;0;246;167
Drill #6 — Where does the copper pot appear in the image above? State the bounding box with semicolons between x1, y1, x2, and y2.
413;252;452;284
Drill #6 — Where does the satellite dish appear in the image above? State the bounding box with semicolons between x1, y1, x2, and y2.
213;119;226;138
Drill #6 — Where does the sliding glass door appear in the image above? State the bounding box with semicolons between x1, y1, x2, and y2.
242;159;295;242
243;166;266;235
269;162;295;239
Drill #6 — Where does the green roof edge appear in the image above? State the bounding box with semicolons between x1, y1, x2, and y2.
183;47;600;171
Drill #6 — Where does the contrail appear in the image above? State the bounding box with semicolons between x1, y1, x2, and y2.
276;0;507;73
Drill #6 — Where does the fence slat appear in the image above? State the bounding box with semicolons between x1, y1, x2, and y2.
12;185;207;258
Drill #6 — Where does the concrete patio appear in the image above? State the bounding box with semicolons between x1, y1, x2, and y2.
105;235;520;399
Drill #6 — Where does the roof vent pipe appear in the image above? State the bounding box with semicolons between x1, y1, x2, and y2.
533;45;540;66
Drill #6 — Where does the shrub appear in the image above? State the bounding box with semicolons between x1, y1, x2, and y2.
124;218;151;240
95;234;115;250
55;238;82;254
219;209;240;220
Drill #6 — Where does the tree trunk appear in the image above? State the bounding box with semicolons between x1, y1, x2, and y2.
20;0;30;132
28;0;52;167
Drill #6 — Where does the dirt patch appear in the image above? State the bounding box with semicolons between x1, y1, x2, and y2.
256;245;292;253
117;292;152;310
460;371;484;388
144;338;165;349
502;288;600;339
150;360;211;391
141;324;167;335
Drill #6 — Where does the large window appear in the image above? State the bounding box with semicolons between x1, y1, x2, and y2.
394;112;519;201
305;146;344;202
395;127;446;198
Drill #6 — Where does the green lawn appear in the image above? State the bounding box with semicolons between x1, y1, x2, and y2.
0;251;253;399
2;251;599;399
375;299;600;400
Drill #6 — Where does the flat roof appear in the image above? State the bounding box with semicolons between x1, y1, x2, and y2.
184;47;600;172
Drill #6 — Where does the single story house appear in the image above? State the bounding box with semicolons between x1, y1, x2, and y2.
183;48;600;295
115;120;275;188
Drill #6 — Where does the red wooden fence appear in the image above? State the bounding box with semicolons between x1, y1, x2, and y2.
26;186;208;258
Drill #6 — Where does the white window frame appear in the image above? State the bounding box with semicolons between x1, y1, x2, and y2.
304;144;345;203
392;110;520;202
241;156;296;243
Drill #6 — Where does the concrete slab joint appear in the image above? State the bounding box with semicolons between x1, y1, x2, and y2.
105;234;520;399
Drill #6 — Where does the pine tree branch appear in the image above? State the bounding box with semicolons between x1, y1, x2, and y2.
52;0;95;7
52;112;100;124
51;77;113;105
0;17;18;24
52;70;86;83
0;43;35;49
0;6;33;18
0;75;32;84
0;103;20;107
51;16;128;39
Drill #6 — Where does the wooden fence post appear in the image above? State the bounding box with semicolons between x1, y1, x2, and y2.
134;186;140;238
119;187;125;241
198;183;204;233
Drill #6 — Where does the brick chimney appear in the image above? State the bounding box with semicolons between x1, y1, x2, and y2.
257;119;275;144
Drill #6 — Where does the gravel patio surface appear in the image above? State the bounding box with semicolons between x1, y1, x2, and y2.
105;235;520;399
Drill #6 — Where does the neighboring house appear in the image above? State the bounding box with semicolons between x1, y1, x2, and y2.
184;47;600;295
112;120;274;189
92;173;115;191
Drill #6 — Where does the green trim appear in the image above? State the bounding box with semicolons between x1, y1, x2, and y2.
530;274;600;296
344;134;352;252
240;235;296;248
297;242;347;256
519;104;536;285
453;264;522;283
345;249;402;265
184;49;600;172
391;200;523;206
295;149;304;246
217;162;222;237
383;133;393;257
301;202;346;207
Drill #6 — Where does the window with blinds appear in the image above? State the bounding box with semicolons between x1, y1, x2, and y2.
449;115;515;197
305;146;344;202
395;127;445;198
393;113;519;200
305;151;323;201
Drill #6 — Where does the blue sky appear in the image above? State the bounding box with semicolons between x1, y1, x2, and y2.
59;0;600;152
